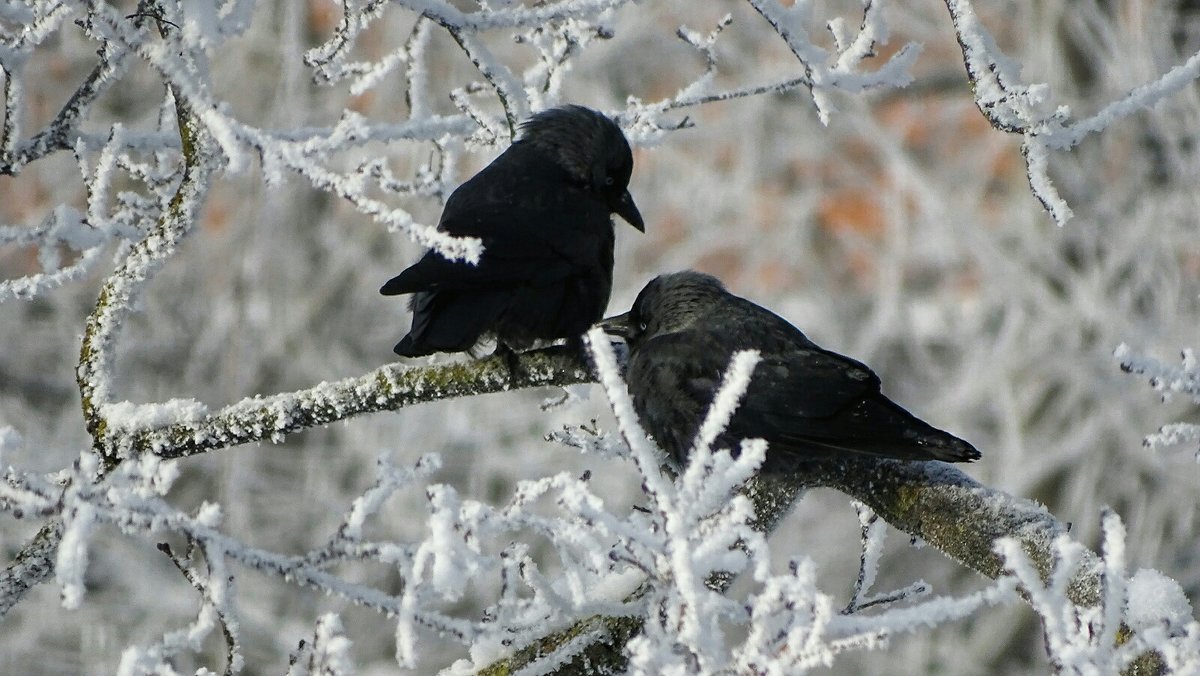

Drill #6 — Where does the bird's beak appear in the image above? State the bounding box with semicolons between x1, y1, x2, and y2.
615;190;644;232
599;311;634;339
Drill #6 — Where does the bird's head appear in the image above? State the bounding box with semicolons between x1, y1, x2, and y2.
601;271;728;347
519;105;644;231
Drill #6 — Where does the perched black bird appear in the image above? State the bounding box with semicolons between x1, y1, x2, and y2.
381;105;644;357
602;272;980;472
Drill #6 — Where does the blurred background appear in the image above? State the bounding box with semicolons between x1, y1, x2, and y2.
2;0;1200;672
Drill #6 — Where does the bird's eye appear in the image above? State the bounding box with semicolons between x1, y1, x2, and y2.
639;321;648;331
605;176;614;186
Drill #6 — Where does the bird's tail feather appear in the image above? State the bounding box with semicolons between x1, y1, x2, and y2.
393;290;506;357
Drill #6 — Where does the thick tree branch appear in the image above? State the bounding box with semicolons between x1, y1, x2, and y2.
0;520;63;617
812;459;1166;676
77;77;216;461
811;459;1083;594
123;348;592;459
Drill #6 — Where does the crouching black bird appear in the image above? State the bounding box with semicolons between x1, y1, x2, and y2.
601;272;980;472
381;105;644;357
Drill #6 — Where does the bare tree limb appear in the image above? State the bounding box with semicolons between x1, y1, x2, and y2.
0;520;63;618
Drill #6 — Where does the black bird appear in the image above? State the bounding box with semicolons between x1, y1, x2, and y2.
381;105;644;357
602;272;980;472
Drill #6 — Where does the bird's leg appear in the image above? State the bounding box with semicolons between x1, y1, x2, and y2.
535;335;597;371
495;343;525;381
496;336;618;383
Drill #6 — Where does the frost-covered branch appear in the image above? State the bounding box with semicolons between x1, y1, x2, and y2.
807;458;1091;599
810;458;1181;674
3;9;217;620
2;446;653;671
843;502;928;615
0;520;62;618
135;540;243;676
1;0;924;302
746;0;920;124
285;614;355;676
943;0;1200;224
1115;344;1200;457
76;36;218;459
995;509;1199;674
616;0;922;144
0;39;131;174
100;348;591;460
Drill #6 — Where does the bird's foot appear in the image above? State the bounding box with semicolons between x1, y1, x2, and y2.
495;343;525;381
533;336;605;377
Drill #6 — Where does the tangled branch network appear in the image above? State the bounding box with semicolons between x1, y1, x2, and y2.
3;1;1199;301
3;0;1200;673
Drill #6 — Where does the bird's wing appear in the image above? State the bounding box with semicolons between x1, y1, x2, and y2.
627;326;874;439
730;342;976;461
380;245;576;295
658;326;881;424
730;348;880;440
641;325;970;461
382;151;604;296
626;330;714;460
